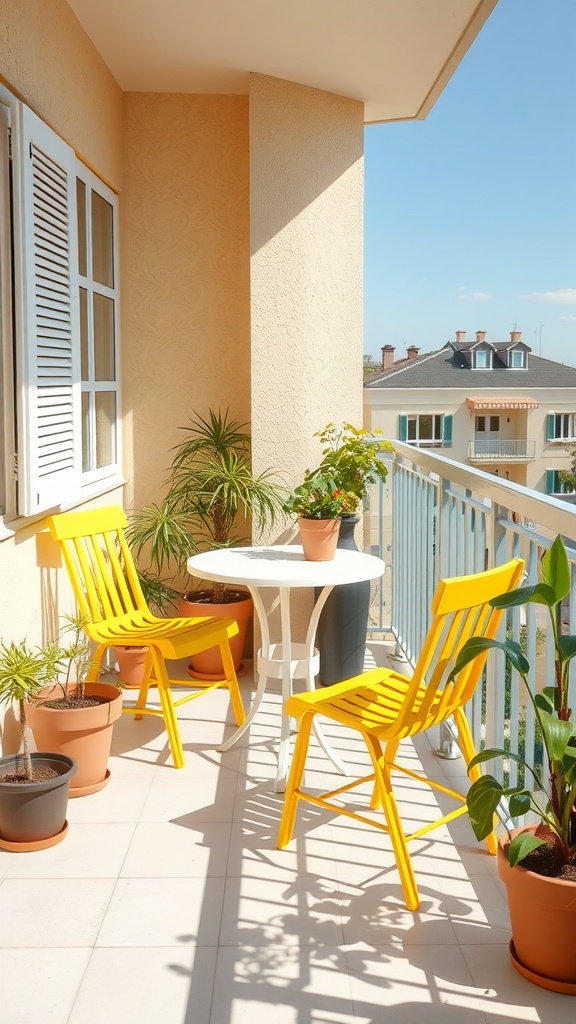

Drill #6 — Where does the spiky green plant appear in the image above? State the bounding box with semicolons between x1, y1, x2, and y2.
0;640;59;779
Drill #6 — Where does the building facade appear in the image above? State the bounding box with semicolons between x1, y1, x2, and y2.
364;331;576;498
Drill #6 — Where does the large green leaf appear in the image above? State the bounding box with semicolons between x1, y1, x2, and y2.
448;637;529;684
490;582;556;610
541;535;571;603
507;832;546;867
557;634;576;664
539;709;575;761
507;789;531;817
466;775;503;840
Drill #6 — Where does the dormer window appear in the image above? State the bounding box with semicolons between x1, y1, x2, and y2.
474;349;491;369
510;349;526;368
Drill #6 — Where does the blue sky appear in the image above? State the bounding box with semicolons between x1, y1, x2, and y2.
364;0;576;367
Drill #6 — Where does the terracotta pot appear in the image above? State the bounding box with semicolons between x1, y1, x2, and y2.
497;825;576;992
298;517;341;561
113;645;149;688
27;683;123;797
0;752;76;850
177;590;253;680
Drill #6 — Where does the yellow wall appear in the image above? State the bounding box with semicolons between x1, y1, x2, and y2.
120;93;251;510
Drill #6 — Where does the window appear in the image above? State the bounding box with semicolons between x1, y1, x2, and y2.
474;349;490;369
547;413;576;443
399;413;452;447
490;415;500;432
475;416;485;432
510;349;525;368
0;87;121;520
546;470;576;496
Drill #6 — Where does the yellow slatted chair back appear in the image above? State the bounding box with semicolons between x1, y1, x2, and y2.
49;506;147;637
48;505;245;769
277;556;525;911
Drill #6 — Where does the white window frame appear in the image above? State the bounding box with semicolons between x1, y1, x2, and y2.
510;348;526;368
474;349;491;369
0;87;122;526
407;413;444;447
551;413;576;443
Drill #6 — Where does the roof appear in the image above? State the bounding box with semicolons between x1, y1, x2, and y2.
466;397;540;410
65;0;497;124
364;345;576;390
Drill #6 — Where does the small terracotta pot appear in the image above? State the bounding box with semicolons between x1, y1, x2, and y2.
114;645;149;688
298;517;341;561
177;591;253;680
497;825;576;991
27;683;123;797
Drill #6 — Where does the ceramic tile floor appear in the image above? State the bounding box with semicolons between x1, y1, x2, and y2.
0;642;572;1024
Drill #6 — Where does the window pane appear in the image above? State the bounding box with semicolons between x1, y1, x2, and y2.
476;416;485;432
91;191;114;287
93;293;115;380
81;392;90;472
475;351;488;367
95;391;116;468
490;416;500;432
79;288;88;380
76;178;87;277
407;418;416;441
419;415;432;440
434;415;442;439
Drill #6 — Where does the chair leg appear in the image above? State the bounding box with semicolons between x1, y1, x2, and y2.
218;639;246;726
278;711;314;848
86;644;107;682
453;707;497;855
133;650;154;720
150;649;185;769
365;733;421;911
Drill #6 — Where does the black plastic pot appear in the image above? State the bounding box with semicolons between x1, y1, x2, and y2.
0;752;77;844
316;514;371;686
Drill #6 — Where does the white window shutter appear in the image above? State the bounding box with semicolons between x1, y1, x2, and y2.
14;105;81;516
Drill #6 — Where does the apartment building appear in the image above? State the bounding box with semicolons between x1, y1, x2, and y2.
363;330;576;497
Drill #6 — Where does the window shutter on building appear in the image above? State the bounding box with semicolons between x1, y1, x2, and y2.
545;469;555;495
398;415;407;442
546;414;555;442
14;105;81;516
443;415;453;446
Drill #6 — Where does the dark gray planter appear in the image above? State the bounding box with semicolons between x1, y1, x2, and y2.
0;752;77;844
316;514;371;686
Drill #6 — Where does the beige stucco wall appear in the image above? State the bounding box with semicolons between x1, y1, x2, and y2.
0;0;123;664
364;385;576;494
249;74;365;532
0;0;123;188
121;93;251;512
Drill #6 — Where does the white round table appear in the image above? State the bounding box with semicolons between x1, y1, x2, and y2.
187;545;385;790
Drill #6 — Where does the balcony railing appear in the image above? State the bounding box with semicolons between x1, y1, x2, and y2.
467;438;536;461
365;440;576;797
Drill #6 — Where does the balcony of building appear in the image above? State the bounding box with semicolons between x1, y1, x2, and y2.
2;444;576;1022
467;439;536;462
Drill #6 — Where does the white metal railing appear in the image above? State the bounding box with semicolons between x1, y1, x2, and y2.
467;438;536;460
364;441;576;787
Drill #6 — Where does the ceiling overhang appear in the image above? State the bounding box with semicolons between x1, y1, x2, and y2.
66;0;499;124
467;398;540;411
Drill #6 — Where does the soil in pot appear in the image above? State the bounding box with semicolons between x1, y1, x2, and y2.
27;683;123;797
178;589;252;680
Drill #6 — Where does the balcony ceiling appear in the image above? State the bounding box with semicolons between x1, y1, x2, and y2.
66;0;498;124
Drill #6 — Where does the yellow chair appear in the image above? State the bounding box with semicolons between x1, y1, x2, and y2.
48;505;245;768
278;557;525;910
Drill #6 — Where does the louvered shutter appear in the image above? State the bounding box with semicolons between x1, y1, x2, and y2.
442;415;453;446
14;105;80;516
546;414;555;442
545;469;555;494
398;415;407;442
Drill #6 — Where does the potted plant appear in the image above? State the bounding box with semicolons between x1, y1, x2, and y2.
128;408;285;678
449;535;576;992
306;423;393;683
25;615;123;797
0;639;77;850
283;470;354;561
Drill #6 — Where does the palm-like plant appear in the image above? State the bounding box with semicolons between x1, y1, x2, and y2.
0;641;58;779
127;408;285;605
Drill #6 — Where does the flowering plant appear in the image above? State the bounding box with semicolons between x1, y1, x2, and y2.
283;471;356;520
311;423;393;512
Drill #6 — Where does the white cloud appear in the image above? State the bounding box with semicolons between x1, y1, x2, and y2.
458;290;492;302
521;288;576;304
560;314;576;322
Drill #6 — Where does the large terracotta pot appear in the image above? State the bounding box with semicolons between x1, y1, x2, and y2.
177;590;253;680
298;517;341;561
0;752;76;850
497;825;576;993
26;683;123;798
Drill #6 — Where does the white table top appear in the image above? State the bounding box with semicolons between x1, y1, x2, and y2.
187;545;385;589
